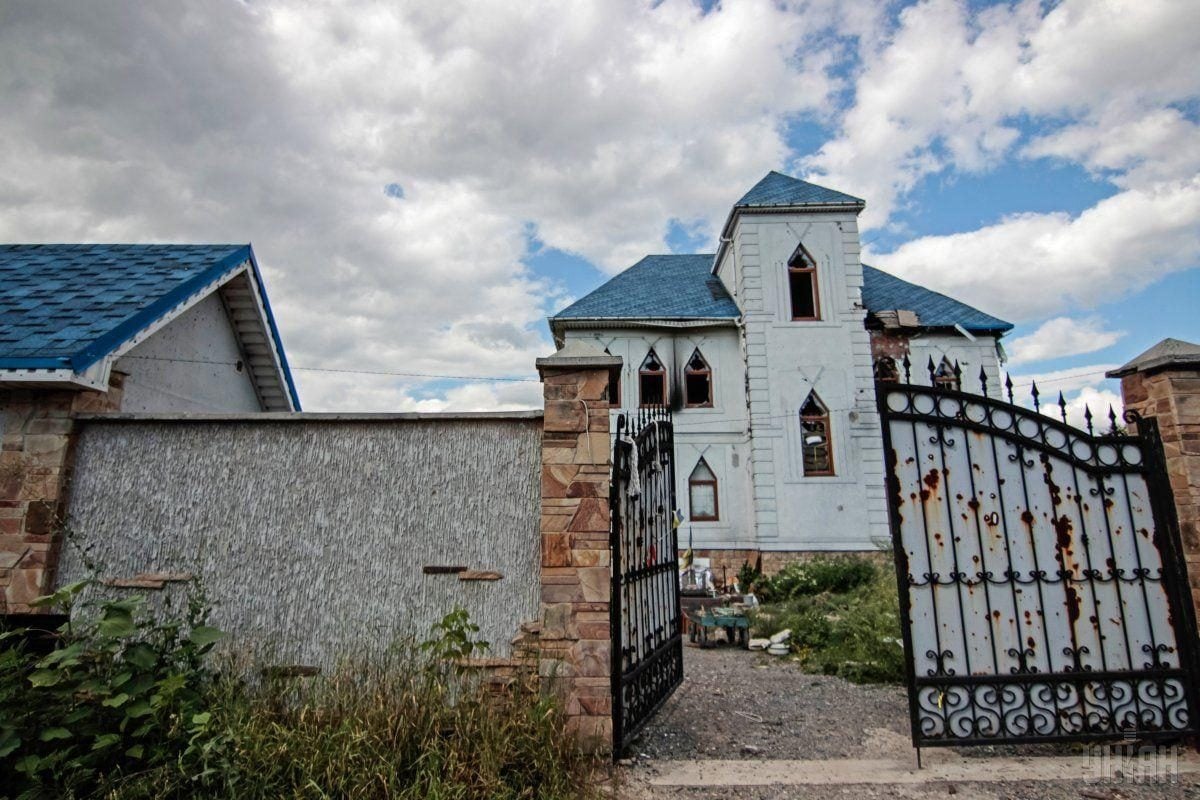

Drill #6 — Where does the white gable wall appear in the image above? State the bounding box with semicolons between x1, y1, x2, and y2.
560;325;759;549
116;293;263;412
905;333;1005;399
731;210;890;550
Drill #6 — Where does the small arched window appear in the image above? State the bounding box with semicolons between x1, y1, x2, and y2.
639;350;666;407
933;357;960;391
684;349;713;408
787;243;820;321
874;356;900;383
688;458;719;521
800;393;834;476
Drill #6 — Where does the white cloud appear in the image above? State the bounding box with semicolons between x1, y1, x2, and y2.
1005;317;1124;366
0;0;864;410
871;177;1200;321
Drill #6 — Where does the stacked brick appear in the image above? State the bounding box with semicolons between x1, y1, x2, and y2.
535;343;621;753
1117;364;1200;621
0;374;124;613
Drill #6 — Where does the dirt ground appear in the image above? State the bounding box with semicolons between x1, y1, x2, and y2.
612;643;1200;800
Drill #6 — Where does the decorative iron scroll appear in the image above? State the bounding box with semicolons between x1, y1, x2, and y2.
610;405;683;755
878;371;1200;748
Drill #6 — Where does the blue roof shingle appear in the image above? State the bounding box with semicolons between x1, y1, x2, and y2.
736;171;864;209
861;264;1013;333
552;254;739;321
0;244;254;371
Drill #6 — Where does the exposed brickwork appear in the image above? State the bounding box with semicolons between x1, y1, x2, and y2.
690;548;890;581
1119;367;1200;623
0;374;124;612
536;348;619;754
869;330;911;361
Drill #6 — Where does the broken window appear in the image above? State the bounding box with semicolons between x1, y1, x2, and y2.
639;350;666;407
604;347;620;405
800;393;834;476
688;458;719;521
874;356;900;383
933;357;960;391
788;243;820;321
684;349;713;407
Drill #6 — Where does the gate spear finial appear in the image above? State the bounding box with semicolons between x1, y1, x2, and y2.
1108;405;1119;435
927;355;937;385
979;365;988;395
1004;373;1014;404
1057;391;1068;424
1084;404;1094;435
1031;380;1040;412
902;353;912;383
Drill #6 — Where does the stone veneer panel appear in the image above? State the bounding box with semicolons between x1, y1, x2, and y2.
0;374;125;613
536;351;619;754
1119;367;1200;626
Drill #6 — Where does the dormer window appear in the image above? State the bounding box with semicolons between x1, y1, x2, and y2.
800;392;834;476
788;243;820;321
639;350;666;407
684;349;713;408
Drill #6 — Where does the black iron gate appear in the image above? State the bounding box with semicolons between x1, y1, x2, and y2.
610;406;683;754
878;361;1200;748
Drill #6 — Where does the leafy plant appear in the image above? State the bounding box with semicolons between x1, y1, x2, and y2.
755;555;877;603
0;578;223;799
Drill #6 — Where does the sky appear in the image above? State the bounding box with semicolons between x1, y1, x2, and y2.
0;0;1196;419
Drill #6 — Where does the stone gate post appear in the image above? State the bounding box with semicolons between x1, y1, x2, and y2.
1110;338;1200;626
535;341;620;753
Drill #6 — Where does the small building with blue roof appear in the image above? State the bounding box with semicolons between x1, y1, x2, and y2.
0;244;299;411
549;170;1012;565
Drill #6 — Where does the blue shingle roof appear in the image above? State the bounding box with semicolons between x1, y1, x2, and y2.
862;264;1013;333
0;244;301;406
552;254;739;321
736;171;864;208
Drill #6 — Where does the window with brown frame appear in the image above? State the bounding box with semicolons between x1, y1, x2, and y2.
874;356;900;383
788;243;820;321
684;349;713;407
933;357;960;391
800;393;834;476
688;458;719;521
639;350;666;407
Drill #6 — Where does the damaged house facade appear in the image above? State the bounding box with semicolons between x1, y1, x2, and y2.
550;171;1014;569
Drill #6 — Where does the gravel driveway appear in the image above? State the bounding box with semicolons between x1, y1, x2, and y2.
615;643;1200;800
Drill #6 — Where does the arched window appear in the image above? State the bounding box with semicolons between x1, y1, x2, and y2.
684;349;713;408
933;357;960;391
874;356;900;383
639;350;666;407
787;243;820;321
800;393;834;476
688;458;719;521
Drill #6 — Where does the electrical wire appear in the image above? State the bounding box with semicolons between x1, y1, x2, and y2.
119;354;541;383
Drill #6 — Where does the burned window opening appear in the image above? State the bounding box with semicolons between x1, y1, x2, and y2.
800;392;834;476
788;243;820;321
639;349;666;407
684;349;712;408
874;356;900;383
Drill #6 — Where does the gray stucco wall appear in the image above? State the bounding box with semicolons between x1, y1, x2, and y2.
58;414;542;667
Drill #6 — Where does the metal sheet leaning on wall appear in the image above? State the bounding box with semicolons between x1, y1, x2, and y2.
57;413;542;669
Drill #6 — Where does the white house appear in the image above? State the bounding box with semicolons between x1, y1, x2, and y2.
549;172;1012;570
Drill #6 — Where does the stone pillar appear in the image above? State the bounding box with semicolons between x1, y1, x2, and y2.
0;373;125;613
1110;339;1200;623
535;341;620;753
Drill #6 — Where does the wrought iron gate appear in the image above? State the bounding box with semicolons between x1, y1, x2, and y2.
878;364;1200;748
610;406;683;754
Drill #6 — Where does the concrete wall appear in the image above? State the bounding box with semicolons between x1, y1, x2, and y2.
116;293;263;413
57;413;542;667
722;210;889;551
560;326;757;550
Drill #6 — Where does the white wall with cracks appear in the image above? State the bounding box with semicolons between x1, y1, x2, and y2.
58;415;542;667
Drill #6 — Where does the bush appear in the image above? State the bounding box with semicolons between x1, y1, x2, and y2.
751;561;905;684
1;588;595;800
755;556;877;603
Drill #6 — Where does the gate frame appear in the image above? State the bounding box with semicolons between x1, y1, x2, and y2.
877;372;1200;750
609;406;684;755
